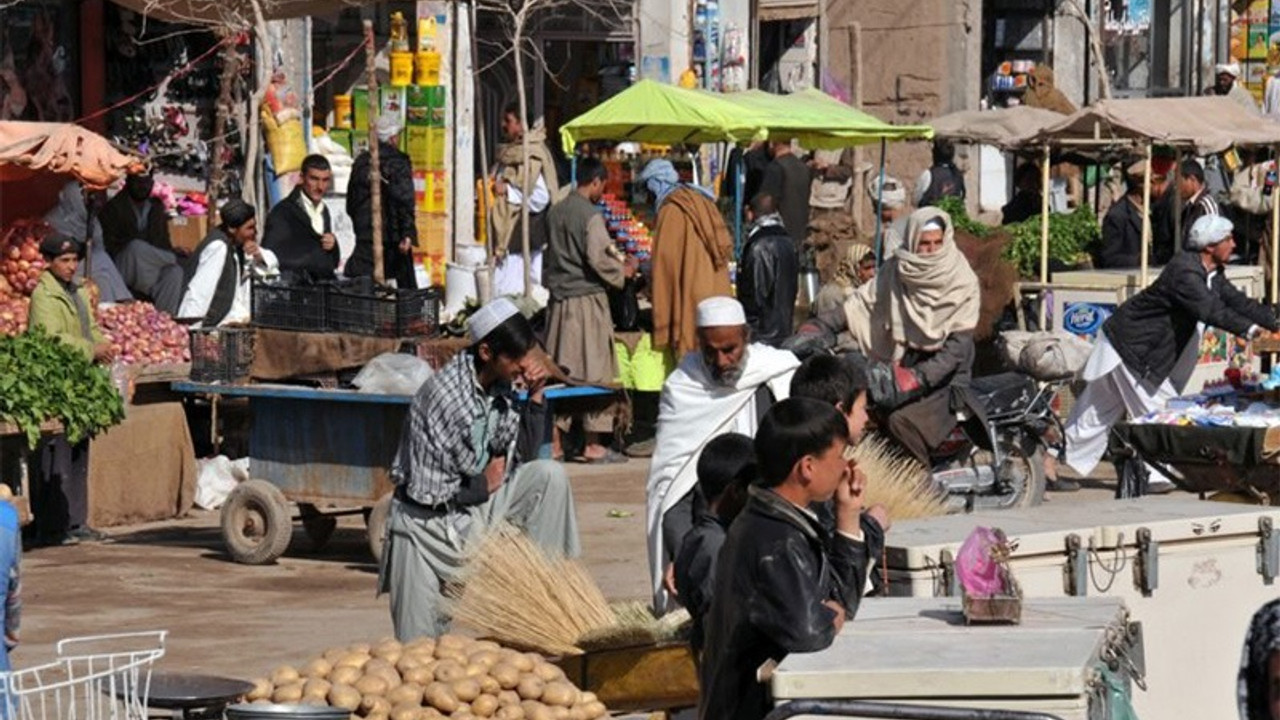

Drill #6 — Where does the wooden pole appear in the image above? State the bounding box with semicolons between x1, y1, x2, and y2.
472;0;492;259
208;31;238;227
1037;144;1051;329
364;20;385;286
1140;142;1153;288
1271;146;1280;303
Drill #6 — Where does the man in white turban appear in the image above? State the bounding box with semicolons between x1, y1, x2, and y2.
868;174;910;258
1064;215;1278;494
645;296;799;612
1206;62;1259;114
346;113;418;287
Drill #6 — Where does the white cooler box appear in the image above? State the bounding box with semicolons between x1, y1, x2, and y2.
771;596;1140;720
883;497;1280;719
1049;265;1265;393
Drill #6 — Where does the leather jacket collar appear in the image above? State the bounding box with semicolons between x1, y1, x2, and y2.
746;486;824;543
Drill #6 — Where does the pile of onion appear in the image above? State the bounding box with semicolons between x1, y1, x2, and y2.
97;302;190;365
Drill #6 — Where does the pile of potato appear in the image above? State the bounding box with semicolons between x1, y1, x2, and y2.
246;634;608;720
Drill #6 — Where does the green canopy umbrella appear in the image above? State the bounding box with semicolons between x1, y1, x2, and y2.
720;89;934;148
558;80;768;154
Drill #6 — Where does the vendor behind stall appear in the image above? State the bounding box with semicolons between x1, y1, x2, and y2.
262;154;339;282
345;115;418;289
178;199;279;327
26;234;112;546
380;298;579;641
98;172;185;315
1098;161;1147;269
1065;215;1279;492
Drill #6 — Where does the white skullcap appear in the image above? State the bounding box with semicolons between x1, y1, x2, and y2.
921;219;946;233
868;175;907;209
1187;215;1233;250
375;113;403;142
468;297;521;342
1216;63;1241;78
696;296;746;328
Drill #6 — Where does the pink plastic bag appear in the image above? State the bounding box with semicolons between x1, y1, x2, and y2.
956;526;1006;597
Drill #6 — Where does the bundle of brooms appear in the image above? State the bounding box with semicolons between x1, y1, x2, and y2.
447;436;940;657
446;523;689;657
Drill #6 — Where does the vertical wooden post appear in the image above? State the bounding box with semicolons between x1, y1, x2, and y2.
1037;144;1051;329
1140;142;1154;288
364;20;385;286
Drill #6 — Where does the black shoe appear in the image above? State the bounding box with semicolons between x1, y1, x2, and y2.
1047;477;1081;493
31;533;80;548
68;526;107;542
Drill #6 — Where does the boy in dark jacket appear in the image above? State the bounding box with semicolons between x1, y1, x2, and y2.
698;398;875;720
672;432;755;660
739;193;799;347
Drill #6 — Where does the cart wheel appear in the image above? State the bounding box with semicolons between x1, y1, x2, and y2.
298;503;337;552
221;479;293;565
366;492;393;563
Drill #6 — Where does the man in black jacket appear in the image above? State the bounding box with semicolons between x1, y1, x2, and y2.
1065;215;1279;491
345;115;418;288
1180;160;1220;248
262;154;340;282
739;194;798;347
1098;167;1146;269
699;397;876;720
98;172;186;315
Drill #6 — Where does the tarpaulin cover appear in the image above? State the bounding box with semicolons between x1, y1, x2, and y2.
0;122;140;188
719;89;933;149
560;80;769;154
1030;96;1280;154
929;106;1066;150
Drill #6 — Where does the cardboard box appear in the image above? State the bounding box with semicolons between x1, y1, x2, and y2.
168;215;208;254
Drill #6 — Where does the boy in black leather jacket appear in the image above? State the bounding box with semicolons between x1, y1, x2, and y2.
698;398;876;720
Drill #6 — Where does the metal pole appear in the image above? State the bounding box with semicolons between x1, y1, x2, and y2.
873;138;886;265
1037;144;1051;329
364;20;385;286
1140;142;1153;288
1271;146;1280;303
734;148;744;258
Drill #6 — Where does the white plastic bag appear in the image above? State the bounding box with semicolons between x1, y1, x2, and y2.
352;353;435;395
1000;330;1093;381
194;456;249;510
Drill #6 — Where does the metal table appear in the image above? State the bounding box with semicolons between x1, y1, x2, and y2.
138;672;255;719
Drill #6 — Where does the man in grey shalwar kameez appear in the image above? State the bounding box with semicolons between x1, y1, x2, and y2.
544;157;636;463
379;297;580;641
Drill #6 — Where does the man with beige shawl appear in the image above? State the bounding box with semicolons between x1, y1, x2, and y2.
798;208;983;464
491;103;567;295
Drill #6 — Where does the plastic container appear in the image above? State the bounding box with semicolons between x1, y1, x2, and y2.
251;279;328;332
332;94;352;128
444;262;478;315
326;278;442;338
389;51;414;87
416;51;441;86
189;327;255;384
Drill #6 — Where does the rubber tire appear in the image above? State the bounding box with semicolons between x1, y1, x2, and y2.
366;492;393;563
1004;445;1047;510
299;503;337;553
221;479;293;565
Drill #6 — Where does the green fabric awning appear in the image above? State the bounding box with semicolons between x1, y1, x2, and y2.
558;80;768;154
719;89;934;149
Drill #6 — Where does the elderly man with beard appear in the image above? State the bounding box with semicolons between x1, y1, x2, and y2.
645;297;800;612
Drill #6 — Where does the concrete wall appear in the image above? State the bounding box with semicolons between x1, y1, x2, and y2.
822;0;982;221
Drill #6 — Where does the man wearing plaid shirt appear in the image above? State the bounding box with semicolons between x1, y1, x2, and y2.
379;298;580;640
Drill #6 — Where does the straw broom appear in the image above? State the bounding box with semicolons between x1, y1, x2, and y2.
851;434;947;520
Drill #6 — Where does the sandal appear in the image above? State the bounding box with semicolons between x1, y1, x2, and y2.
575;449;629;465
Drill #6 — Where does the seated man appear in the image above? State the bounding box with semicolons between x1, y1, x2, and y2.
380;298;580;640
262;154;340;282
645;296;799;612
699;397;874;720
672;432;755;660
98;172;185;315
739;193;799;347
178;199;279;327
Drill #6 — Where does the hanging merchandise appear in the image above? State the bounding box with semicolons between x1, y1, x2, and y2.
261;68;306;174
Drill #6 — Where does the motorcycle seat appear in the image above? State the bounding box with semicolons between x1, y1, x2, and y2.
968;372;1036;417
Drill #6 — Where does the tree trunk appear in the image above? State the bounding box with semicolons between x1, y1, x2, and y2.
245;0;271;214
514;17;532;298
364;20;385;286
208;31;239;226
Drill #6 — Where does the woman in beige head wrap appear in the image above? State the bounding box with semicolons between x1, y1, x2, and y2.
799;207;982;463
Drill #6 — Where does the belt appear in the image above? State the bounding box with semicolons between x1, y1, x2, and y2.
394;486;456;514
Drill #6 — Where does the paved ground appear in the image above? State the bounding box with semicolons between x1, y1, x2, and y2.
10;458;1120;678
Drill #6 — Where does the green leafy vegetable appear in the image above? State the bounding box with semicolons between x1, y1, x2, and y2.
936;196;992;238
0;328;125;448
1003;206;1101;278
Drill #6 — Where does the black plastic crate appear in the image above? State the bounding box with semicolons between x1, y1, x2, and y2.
251;278;328;331
189;327;255;384
327;280;442;338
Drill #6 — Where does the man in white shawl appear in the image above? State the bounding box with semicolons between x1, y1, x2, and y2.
795;208;983;465
646;296;799;611
44;181;131;303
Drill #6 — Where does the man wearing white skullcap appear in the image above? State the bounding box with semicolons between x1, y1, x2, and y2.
382;297;581;640
868;175;910;257
1065;214;1279;495
1207;62;1259;114
645;295;801;612
345;112;418;288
